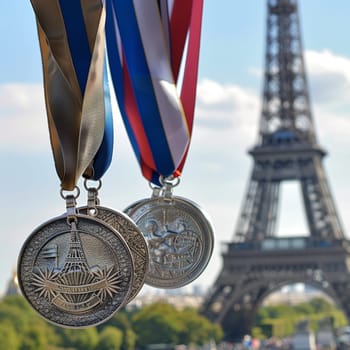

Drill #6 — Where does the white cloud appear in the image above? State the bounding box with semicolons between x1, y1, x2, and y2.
0;83;49;152
315;107;350;144
306;50;350;109
192;51;350;150
303;50;350;145
197;78;259;110
196;78;260;140
0;82;129;153
306;49;350;83
6;51;350;155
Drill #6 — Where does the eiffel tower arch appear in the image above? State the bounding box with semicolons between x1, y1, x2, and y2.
202;0;350;340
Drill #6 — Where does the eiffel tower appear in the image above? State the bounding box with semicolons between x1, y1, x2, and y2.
202;0;350;340
61;225;90;274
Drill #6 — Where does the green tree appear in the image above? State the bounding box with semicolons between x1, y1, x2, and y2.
256;297;347;338
131;301;223;348
295;302;314;315
0;296;35;333
0;321;20;350
266;304;296;318
102;311;136;350
98;326;123;350
58;327;99;350
132;302;182;347
177;308;223;345
123;327;137;350
20;323;51;350
133;311;180;346
0;295;60;349
310;298;333;313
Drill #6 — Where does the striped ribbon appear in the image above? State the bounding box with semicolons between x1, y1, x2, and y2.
84;61;114;182
106;0;203;185
30;0;113;190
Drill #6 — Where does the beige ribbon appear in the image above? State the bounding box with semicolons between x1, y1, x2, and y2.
31;0;106;190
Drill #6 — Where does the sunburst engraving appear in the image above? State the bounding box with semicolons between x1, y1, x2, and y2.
31;223;121;314
32;268;59;300
93;266;123;299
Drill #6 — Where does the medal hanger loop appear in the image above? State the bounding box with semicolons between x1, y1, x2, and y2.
60;186;80;225
60;186;80;200
149;182;162;198
84;179;102;216
83;178;102;191
159;175;180;200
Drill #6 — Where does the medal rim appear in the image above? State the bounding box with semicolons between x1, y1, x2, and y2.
124;198;149;216
125;196;215;288
78;205;149;303
17;214;134;328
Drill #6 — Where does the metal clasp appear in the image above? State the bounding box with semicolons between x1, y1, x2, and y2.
149;182;162;198
159;176;180;200
84;179;101;215
60;186;80;224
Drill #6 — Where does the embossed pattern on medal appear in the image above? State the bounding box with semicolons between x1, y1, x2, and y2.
127;197;214;288
124;198;148;216
79;206;149;302
18;215;134;328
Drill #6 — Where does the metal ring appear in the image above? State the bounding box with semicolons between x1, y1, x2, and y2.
60;186;80;200
159;175;180;187
83;179;102;191
66;215;78;226
148;182;162;190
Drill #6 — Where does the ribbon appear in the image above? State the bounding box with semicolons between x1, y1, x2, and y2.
84;61;114;182
170;0;204;174
30;0;113;190
106;0;203;186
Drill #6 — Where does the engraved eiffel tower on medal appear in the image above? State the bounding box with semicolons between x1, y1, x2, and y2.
32;222;122;314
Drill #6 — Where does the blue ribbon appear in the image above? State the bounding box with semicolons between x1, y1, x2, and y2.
89;57;114;180
106;0;176;177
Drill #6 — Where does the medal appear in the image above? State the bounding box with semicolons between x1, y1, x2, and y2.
19;0;136;328
18;196;134;328
106;0;212;288
125;178;214;288
79;182;149;303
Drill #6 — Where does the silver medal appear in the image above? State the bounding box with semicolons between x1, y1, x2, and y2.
125;192;214;288
79;205;149;303
124;184;161;216
18;214;134;328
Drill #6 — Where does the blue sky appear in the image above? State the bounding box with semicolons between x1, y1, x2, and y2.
1;1;350;296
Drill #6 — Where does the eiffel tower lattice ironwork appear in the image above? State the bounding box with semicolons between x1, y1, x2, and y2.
60;225;90;274
201;0;350;340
